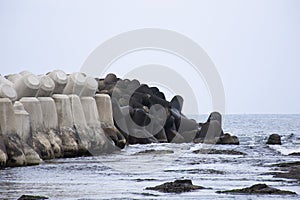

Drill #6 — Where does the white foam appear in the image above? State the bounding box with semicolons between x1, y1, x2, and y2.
269;145;300;155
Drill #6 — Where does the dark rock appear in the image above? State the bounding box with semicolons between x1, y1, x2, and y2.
216;183;296;195
267;134;281;145
18;195;48;200
272;161;300;181
193;148;246;155
288;152;300;156
135;149;174;155
3;134;26;166
145;179;205;193
164;168;224;175
104;73;117;85
0;134;7;167
170;95;184;112
216;133;239;145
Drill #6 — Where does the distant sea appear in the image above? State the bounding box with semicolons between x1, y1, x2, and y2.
1;114;300;199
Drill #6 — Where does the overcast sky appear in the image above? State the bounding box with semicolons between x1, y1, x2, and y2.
0;0;299;114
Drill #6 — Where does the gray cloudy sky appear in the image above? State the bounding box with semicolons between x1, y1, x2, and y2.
0;0;299;114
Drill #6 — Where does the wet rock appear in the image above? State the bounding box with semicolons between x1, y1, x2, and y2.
135;149;174;155
18;195;48;200
271;161;300;181
145;179;205;193
216;133;239;145
164;168;224;175
193;148;246;155
216;183;296;195
267;133;281;145
0;135;7;167
4;134;26;167
289;152;300;156
22;143;41;166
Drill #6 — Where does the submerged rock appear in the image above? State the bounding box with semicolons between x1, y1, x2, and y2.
271;161;300;181
267;133;281;145
216;183;296;195
193;148;246;155
145;179;205;193
18;195;48;200
134;149;174;155
216;133;239;145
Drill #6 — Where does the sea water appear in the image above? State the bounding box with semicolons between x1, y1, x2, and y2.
0;114;300;199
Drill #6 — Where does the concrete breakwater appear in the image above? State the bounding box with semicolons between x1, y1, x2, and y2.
0;70;125;168
0;70;237;168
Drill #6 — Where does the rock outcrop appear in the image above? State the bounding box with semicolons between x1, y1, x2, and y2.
145;179;205;193
216;183;296;195
267;133;281;145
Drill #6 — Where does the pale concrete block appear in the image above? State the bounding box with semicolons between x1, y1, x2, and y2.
0;98;17;135
47;70;68;94
13;101;31;143
36;75;55;97
0;83;17;100
19;97;44;131
5;73;22;84
80;77;98;97
52;94;73;128
38;97;58;130
63;72;86;95
95;94;114;128
14;74;40;100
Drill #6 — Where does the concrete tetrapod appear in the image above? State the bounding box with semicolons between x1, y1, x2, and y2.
0;98;26;167
13;101;41;166
38;97;63;158
95;94;126;149
52;94;79;157
36;76;55;97
0;76;17;100
80;77;98;97
63;72;86;96
14;74;41;100
68;94;91;155
47;70;68;94
20;97;55;160
81;97;116;154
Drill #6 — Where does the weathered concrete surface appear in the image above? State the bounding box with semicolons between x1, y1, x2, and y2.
5;73;22;84
95;94;114;128
38;97;63;158
80;77;98;97
47;70;68;94
52;94;79;157
13;101;31;143
0;98;27;166
63;72;86;95
14;74;41;100
0;76;17;100
20;97;54;160
95;94;126;149
80;97;115;154
36;75;55;97
0;134;7;167
69;94;90;155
